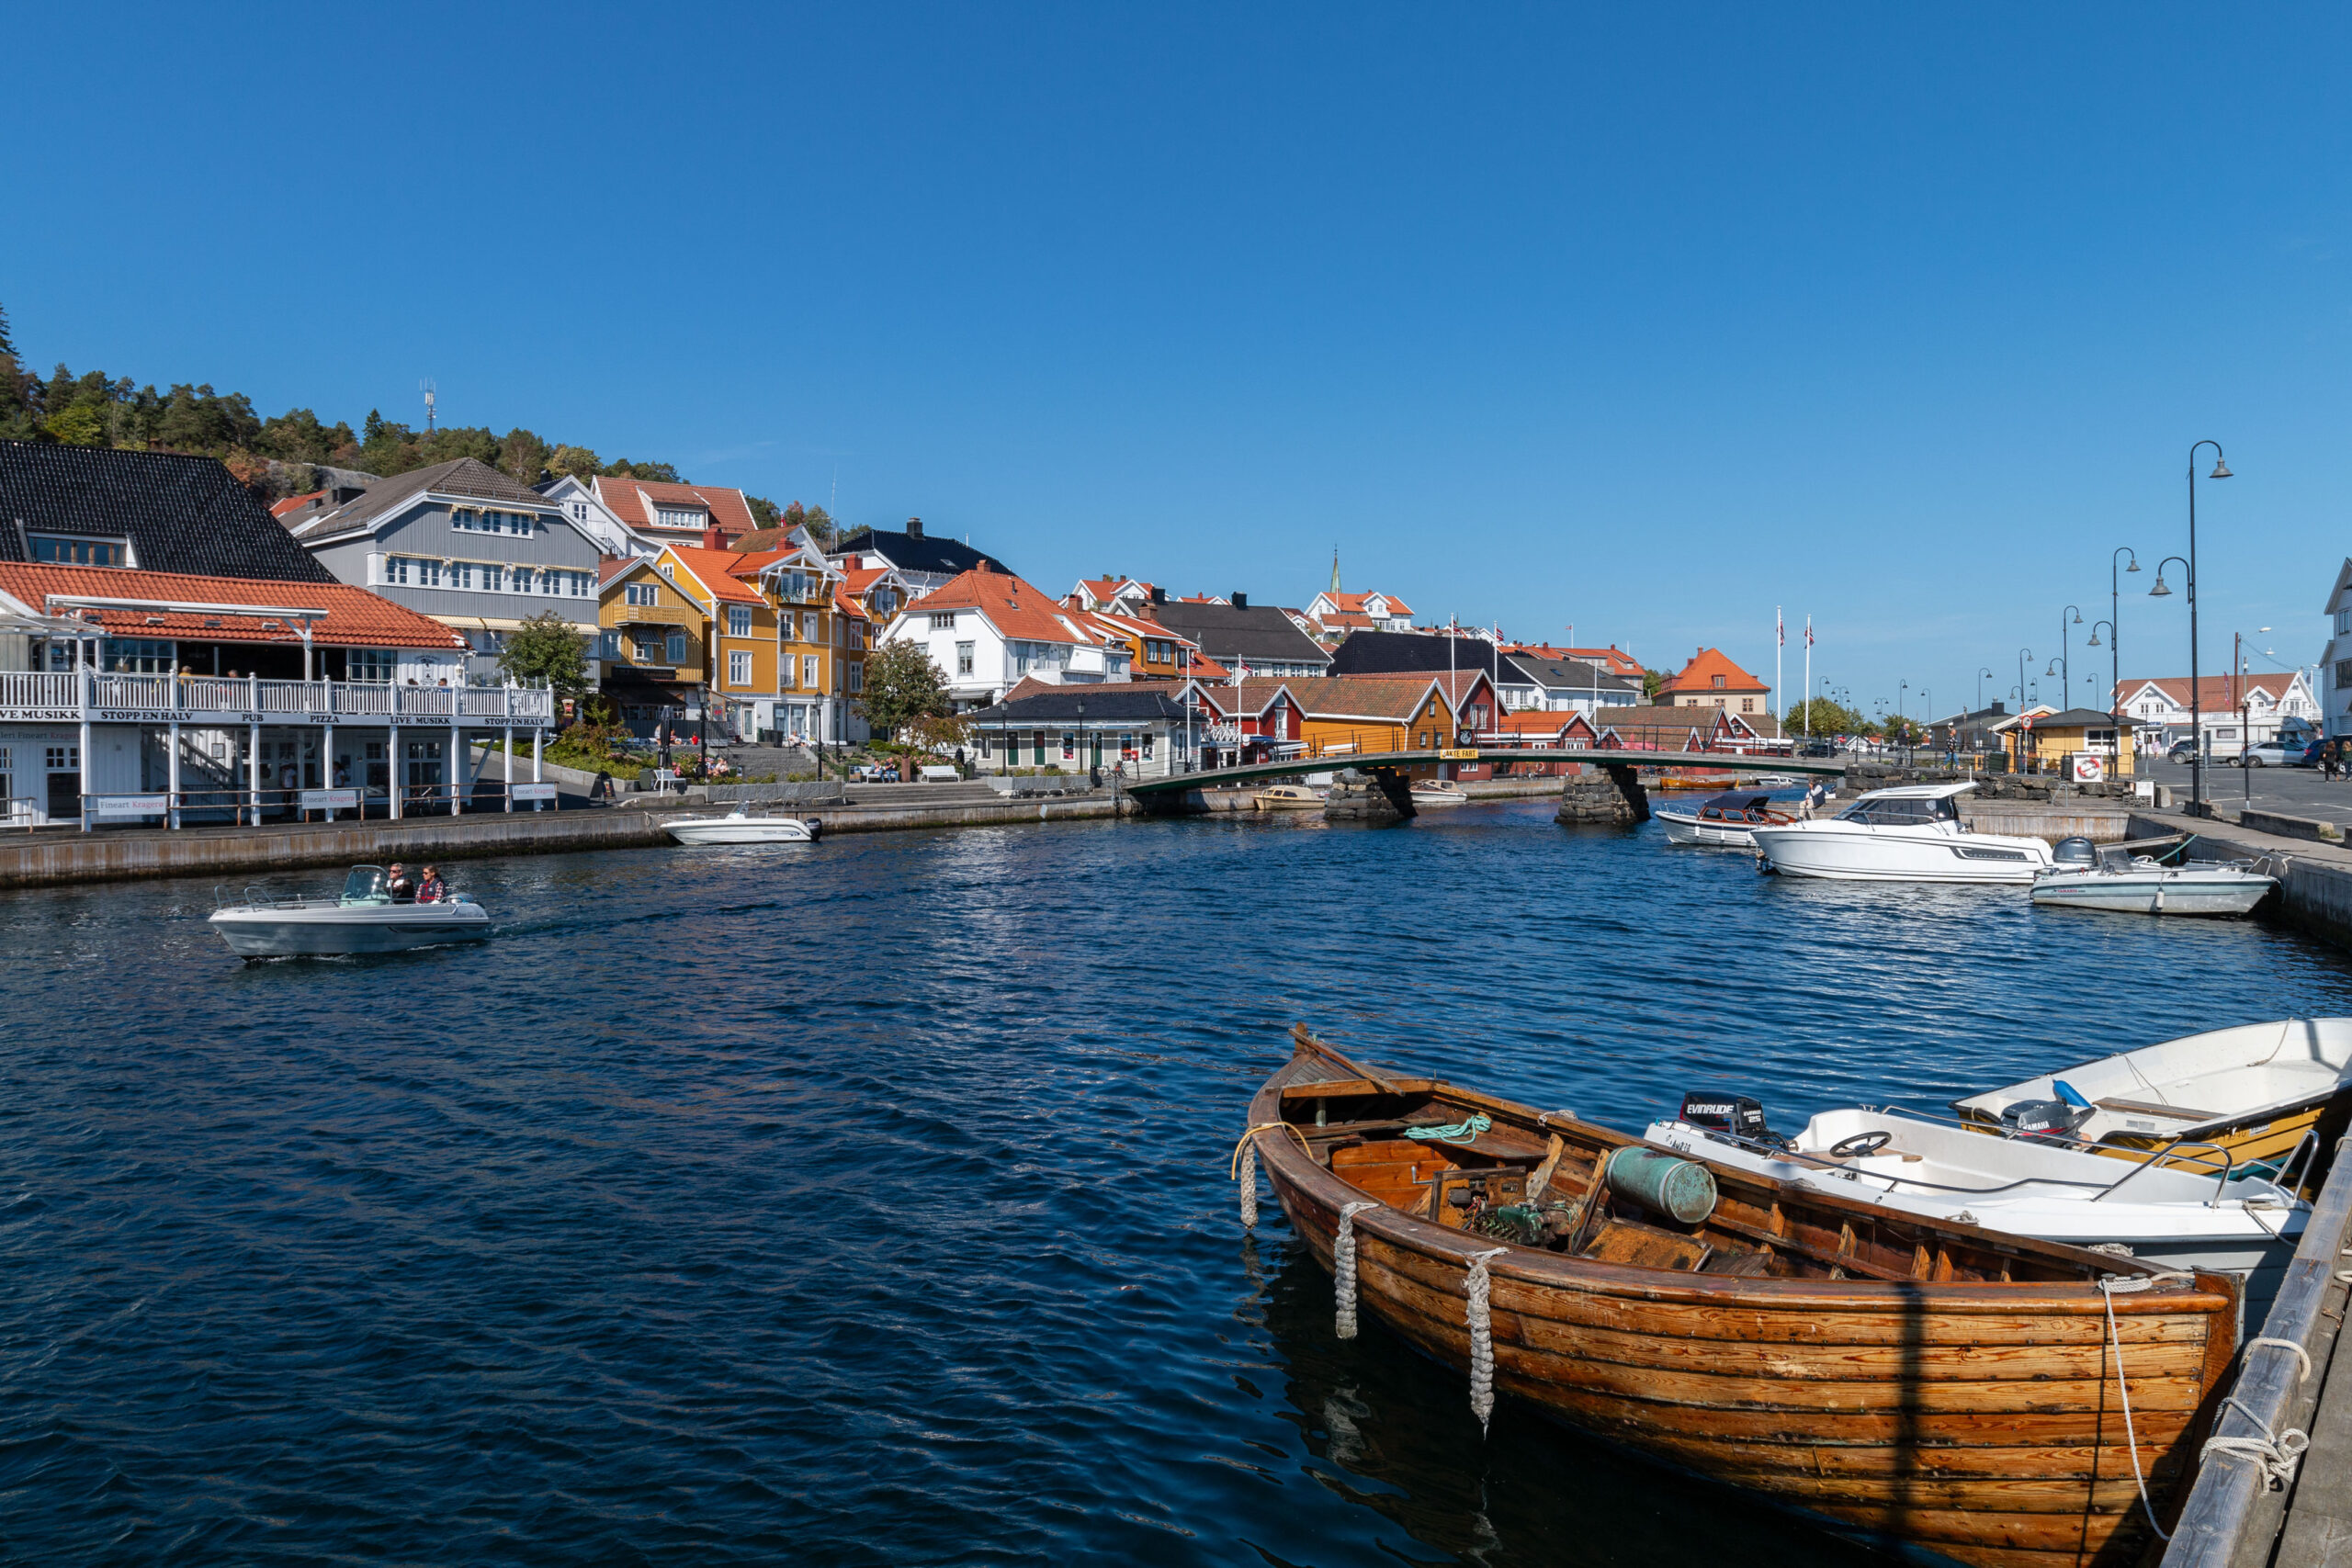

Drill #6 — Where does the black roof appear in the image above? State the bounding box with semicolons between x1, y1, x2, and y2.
967;689;1188;723
1147;602;1333;665
831;525;1007;579
302;457;553;542
1503;652;1642;694
0;440;336;582
2025;707;2130;728
1326;629;1496;675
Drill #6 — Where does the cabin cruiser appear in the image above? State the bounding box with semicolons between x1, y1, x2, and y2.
1656;789;1795;847
2030;834;2276;915
209;865;492;957
663;806;822;844
1747;782;2054;883
1645;1093;2308;1320
1254;784;1325;810
1952;1018;2352;1176
1408;779;1469;807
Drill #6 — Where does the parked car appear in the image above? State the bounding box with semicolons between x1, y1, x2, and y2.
2300;739;2329;767
1797;740;1838;758
2241;740;2297;768
2165;739;2205;763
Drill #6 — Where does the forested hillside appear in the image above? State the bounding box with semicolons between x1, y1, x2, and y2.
0;301;799;528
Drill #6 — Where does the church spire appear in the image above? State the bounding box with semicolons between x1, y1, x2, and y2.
1329;545;1341;594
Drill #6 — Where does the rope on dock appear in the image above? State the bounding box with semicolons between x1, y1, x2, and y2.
2197;1335;2317;1491
1465;1246;1510;1434
2098;1271;2197;1540
1333;1201;1379;1338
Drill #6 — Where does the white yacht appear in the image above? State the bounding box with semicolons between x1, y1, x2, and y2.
1645;1097;2309;1320
1656;789;1794;848
664;806;821;844
2030;835;2276;916
1748;781;2054;883
209;865;492;957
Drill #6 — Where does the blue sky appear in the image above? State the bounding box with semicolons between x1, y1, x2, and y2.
8;4;2349;716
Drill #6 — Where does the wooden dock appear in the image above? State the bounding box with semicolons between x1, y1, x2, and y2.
2162;1131;2352;1568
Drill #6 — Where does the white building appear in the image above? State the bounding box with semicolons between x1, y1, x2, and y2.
2114;674;2320;757
536;474;763;559
2321;559;2352;738
876;565;1128;710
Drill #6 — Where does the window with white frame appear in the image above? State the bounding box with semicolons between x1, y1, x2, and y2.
655;506;704;529
481;564;504;592
626;582;658;606
802;655;820;689
929;612;956;632
729;650;752;685
448;561;473;590
728;606;752;637
658;562;674;581
803;612;820;643
847;662;863;694
956;641;975;676
418;559;443;588
781;656;797;689
598;630;620;659
382;557;412;585
633;631;663;662
571;571;592;597
345;649;396;682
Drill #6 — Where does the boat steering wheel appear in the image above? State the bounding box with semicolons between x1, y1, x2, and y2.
1829;1131;1893;1158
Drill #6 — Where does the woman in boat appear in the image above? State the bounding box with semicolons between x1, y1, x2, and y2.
416;866;446;903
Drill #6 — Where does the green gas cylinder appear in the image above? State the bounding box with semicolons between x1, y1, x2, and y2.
1604;1146;1718;1224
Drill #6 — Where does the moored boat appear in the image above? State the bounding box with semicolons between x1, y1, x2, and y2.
663;807;821;844
1656;789;1794;847
1408;779;1469;807
2030;836;2275;916
1255;784;1326;810
1952;1017;2352;1176
1750;782;2055;883
1242;1027;2238;1568
208;865;492;956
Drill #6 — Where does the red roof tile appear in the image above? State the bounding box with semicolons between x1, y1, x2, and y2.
664;545;780;606
594;477;759;537
270;490;325;518
0;561;467;649
1657;647;1767;696
914;566;1097;646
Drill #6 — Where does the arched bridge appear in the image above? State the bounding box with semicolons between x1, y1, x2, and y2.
1122;748;1844;796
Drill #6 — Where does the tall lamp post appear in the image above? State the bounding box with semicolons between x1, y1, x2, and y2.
2108;547;2139;761
1976;666;1994;713
2150;442;2230;810
2058;605;2083;705
2015;649;2034;773
2087;621;2116;766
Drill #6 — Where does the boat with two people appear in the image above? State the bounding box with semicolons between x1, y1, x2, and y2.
1254;784;1326;811
209;864;492;957
1408;779;1469;807
1748;781;2055;883
1655;788;1798;847
1644;1090;2309;1323
1240;1026;2238;1568
663;806;823;844
1952;1016;2352;1178
2030;834;2277;916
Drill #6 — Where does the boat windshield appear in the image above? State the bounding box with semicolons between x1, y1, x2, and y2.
342;865;390;904
1836;795;1958;827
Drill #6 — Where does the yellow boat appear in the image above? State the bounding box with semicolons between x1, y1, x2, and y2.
1255;784;1326;810
1952;1018;2352;1185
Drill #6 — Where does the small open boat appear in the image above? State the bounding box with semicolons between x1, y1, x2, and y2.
1952;1018;2352;1176
1408;779;1469;807
1243;1027;2237;1568
663;806;821;844
1255;784;1326;810
209;865;492;956
2030;836;2275;916
1655;789;1796;847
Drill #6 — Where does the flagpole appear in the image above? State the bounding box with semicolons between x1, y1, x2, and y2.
1803;615;1813;739
1776;605;1784;730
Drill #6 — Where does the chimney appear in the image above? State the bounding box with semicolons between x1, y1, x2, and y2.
1149;586;1166;604
1232;592;1249;609
906;516;924;538
702;525;723;550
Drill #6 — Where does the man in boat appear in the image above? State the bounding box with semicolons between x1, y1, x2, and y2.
386;863;416;901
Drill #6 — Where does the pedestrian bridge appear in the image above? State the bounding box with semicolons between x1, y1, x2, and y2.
1122;748;1844;796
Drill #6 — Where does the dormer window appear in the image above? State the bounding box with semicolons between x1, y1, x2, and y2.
30;534;130;567
655;506;705;530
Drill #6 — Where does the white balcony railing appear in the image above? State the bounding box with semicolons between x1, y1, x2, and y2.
0;671;555;726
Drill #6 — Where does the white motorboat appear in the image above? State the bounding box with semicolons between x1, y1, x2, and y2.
1645;1096;2309;1322
1409;780;1469;807
2030;834;2276;916
209;865;492;957
1748;781;2054;883
1952;1017;2352;1174
664;806;821;844
1656;789;1795;847
1255;784;1326;810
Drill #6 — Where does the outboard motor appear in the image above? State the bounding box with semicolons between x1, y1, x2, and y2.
2052;835;2097;868
1998;1089;2094;1140
1678;1092;1785;1148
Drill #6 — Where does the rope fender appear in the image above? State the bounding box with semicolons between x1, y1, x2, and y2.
1333;1201;1378;1338
1227;1122;1312;1231
1465;1246;1510;1433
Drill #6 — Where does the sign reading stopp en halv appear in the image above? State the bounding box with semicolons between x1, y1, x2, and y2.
94;709;270;725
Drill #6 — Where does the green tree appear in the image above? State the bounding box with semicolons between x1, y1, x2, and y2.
857;639;954;748
1787;697;1864;737
547;445;602;480
604;457;681;483
497;426;550;484
496;609;592;698
43;400;106;446
1641;667;1670;701
781;500;837;548
746;493;781;527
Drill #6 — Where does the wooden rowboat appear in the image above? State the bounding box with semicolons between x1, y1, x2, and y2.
1243;1027;2241;1568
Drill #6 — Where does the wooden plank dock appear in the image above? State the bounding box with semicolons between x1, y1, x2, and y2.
2160;1131;2352;1568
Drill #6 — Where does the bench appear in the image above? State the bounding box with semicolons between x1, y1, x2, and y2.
919;765;960;783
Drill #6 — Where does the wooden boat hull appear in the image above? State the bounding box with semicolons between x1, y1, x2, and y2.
1249;1040;2239;1568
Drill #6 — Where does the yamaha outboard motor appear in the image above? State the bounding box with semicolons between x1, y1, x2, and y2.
1678;1092;1788;1148
2052;835;2097;868
2000;1080;2096;1139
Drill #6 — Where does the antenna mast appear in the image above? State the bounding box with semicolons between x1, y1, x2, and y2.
421;378;437;432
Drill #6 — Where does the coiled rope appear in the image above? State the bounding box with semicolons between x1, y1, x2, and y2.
1227;1122;1314;1230
2199;1336;2316;1490
1465;1247;1510;1433
1407;1111;1492;1145
1333;1201;1379;1338
2098;1271;2197;1540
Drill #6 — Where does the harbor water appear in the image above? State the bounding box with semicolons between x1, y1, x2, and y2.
3;798;2347;1564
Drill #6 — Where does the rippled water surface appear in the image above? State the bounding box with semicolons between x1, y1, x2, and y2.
4;800;2349;1564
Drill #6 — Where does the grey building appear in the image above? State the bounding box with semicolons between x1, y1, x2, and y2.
1146;594;1332;678
290;458;605;682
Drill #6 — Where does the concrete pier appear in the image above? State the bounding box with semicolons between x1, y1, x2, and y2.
1555;762;1649;825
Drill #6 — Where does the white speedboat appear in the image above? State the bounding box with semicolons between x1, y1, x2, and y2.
2030;835;2276;915
1952;1018;2352;1173
1656;789;1794;847
1255;784;1326;810
1409;780;1469;807
1748;781;2054;883
209;865;492;956
1645;1097;2308;1322
664;806;821;844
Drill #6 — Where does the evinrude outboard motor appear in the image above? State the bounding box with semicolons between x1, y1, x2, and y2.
2052;835;2097;868
1678;1092;1790;1149
1999;1079;2096;1140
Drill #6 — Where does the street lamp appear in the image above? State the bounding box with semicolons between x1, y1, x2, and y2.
1976;666;1994;713
2151;442;2231;810
2087;621;2116;764
2015;649;2034;773
2108;547;2138;762
2058;605;2083;706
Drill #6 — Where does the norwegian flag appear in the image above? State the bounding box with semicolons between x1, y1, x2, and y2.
1778;611;1784;647
1805;618;1815;649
